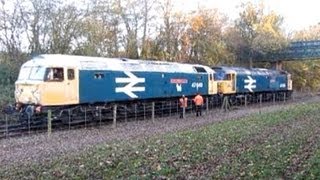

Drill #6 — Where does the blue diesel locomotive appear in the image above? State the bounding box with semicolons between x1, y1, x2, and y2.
15;54;217;112
212;66;292;106
13;54;292;122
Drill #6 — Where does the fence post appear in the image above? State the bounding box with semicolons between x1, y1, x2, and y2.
28;115;31;135
143;103;146;120
48;110;52;137
113;104;117;128
161;102;164;117
169;101;172;116
244;95;247;107
68;109;71;130
84;107;87;128
99;108;102;126
221;96;225;110
273;93;276;105
152;102;155;122
206;97;209;113
283;92;286;103
5;114;8;138
191;100;193;113
124;105;127;123
134;103;137;121
259;94;262;107
176;100;179;115
182;106;186;119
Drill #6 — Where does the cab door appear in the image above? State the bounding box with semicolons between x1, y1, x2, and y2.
65;68;79;104
43;67;66;106
208;73;217;95
231;73;236;92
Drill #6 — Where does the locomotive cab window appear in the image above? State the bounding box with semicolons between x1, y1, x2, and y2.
45;67;64;81
194;66;207;73
209;74;214;81
67;69;75;80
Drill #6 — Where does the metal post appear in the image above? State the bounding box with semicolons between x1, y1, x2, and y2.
191;100;193;113
68;109;71;130
161;102;164;117
206;97;209;113
244;95;247;107
99;108;102;126
176;100;179;115
182;106;186;119
28;115;31;135
5;114;8;138
273;93;276;105
283;92;286;103
143;103;146;120
259;94;262;107
134;103;137;121
221;96;225;110
169;101;172;116
124;105;127;123
84;107;87;128
152;102;155;122
48;110;52;137
113;104;117;128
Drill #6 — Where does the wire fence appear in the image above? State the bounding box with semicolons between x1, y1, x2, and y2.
0;92;296;139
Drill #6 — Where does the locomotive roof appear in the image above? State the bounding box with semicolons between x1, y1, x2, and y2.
212;66;289;76
23;54;214;74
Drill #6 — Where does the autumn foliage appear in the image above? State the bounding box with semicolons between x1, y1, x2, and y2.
0;0;319;94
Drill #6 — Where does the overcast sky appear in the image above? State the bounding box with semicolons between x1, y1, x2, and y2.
174;0;320;32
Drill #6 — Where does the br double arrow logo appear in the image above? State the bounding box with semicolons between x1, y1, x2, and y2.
115;71;145;98
244;76;256;92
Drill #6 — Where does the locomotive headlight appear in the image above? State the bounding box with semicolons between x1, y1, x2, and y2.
32;89;41;104
15;88;23;99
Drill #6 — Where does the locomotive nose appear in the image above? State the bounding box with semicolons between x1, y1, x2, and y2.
15;83;41;105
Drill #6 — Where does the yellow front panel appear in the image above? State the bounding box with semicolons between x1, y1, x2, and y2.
218;81;236;94
41;82;67;106
41;68;79;106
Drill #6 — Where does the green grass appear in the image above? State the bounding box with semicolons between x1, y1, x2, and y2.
1;102;320;179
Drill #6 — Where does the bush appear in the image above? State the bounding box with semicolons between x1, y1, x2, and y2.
0;84;15;108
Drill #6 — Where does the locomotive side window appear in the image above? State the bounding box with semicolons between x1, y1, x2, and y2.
224;74;231;80
68;69;75;80
46;68;64;81
94;73;104;79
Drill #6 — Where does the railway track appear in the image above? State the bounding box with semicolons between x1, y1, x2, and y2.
0;93;313;140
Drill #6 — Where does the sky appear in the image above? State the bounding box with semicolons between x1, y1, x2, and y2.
174;0;320;32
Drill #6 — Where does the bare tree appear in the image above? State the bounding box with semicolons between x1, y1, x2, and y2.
0;0;25;60
74;0;122;57
49;4;84;54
